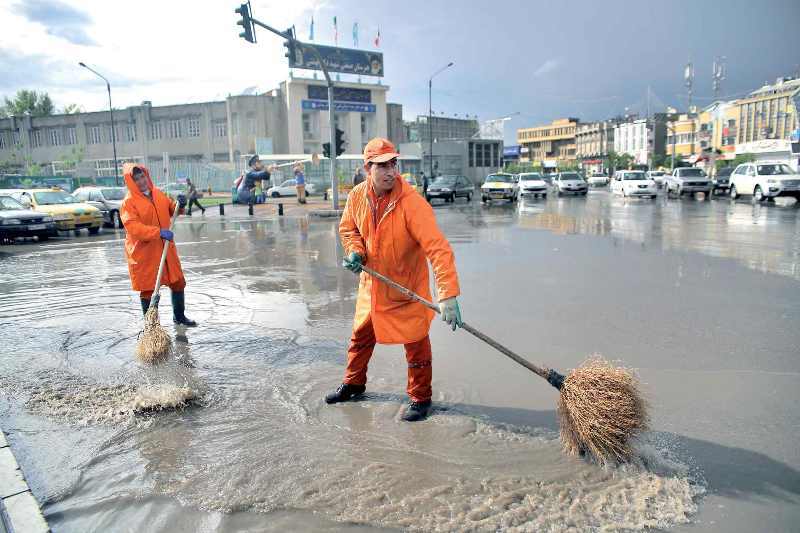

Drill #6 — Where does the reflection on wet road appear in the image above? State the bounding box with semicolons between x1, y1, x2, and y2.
0;192;798;532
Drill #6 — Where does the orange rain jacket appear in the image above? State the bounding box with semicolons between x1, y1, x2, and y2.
339;177;460;344
120;163;184;291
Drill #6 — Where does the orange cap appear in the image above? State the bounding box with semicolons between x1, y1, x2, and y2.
363;137;400;164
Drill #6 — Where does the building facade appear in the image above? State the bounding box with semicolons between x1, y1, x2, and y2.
666;102;739;168
735;77;799;145
407;115;480;145
614;115;669;167
400;137;503;185
517;118;578;167
575;120;617;173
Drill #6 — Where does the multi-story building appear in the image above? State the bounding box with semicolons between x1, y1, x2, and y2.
406;115;480;145
0;76;395;182
736;77;799;145
575;120;618;173
517;118;578;168
666;101;738;168
400;137;503;185
386;103;406;146
614;114;670;167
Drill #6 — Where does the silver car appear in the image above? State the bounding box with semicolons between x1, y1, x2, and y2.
72;186;127;227
553;172;588;196
0;195;57;242
664;168;712;199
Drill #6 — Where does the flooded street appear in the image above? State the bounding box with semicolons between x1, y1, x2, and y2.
1;190;798;532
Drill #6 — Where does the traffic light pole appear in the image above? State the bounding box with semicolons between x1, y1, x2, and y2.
245;17;338;210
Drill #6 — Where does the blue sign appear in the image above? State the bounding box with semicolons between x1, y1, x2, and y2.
302;100;376;113
290;42;383;77
308;85;371;103
791;129;800;143
503;145;521;157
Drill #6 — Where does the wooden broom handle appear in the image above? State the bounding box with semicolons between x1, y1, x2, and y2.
148;206;181;311
361;265;556;383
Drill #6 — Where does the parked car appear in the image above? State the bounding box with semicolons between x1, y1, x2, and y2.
610;170;657;199
162;183;188;205
711;167;733;195
646;170;667;188
481;173;518;203
72;186;127;228
267;179;317;198
426;175;474;202
664;167;712;199
517;172;549;198
402;173;422;195
587;173;609;187
0;195;57;242
553;172;588;196
729;162;800;202
0;188;103;234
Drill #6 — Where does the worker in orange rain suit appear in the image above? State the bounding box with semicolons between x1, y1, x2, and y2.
120;163;197;327
325;138;463;421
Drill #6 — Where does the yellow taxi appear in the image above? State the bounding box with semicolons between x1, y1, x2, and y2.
9;188;103;234
402;173;423;194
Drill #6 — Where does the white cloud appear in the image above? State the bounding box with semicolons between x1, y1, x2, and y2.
533;58;560;77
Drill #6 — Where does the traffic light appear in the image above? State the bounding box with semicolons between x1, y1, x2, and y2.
235;3;255;43
283;38;295;63
335;128;345;156
322;142;331;158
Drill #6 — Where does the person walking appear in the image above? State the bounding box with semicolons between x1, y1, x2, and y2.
120;163;197;327
185;178;205;215
325;138;463;422
353;167;366;186
294;163;307;204
238;155;270;206
421;171;430;200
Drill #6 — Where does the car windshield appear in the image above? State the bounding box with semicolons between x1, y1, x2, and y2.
678;168;706;177
623;172;647;180
485;174;512;183
0;196;24;210
432;177;456;186
101;188;126;200
560;173;581;181
33;191;76;205
519;174;542;180
757;164;794;175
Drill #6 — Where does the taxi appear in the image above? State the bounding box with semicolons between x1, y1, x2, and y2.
7;188;103;234
480;173;519;203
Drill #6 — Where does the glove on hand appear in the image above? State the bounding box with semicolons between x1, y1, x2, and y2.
159;229;174;241
342;252;364;273
439;297;462;331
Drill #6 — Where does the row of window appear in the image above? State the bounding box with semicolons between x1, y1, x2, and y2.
468;143;500;168
519;126;575;141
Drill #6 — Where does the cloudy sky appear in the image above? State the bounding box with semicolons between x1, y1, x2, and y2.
1;0;798;143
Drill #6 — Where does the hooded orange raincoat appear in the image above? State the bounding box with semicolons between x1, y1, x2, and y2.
120;163;184;292
339;177;460;344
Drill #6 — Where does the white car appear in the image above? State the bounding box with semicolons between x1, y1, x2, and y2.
611;170;657;199
481;173;519;203
518;172;548;198
729;162;800;202
553;172;588;196
587;173;609;187
646;170;667;188
267;179;317;198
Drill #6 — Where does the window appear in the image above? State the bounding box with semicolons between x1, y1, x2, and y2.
125;123;136;143
30;129;43;148
492;143;498;167
88;125;102;144
247;116;256;134
150;122;162;140
168;119;181;139
214;120;227;138
361;115;367;136
50;129;61;146
0;133;5;150
65;127;77;145
468;143;474;168
187;118;200;137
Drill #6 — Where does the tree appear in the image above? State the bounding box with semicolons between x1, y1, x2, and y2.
1;90;54;118
716;153;754;172
607;151;634;173
651;153;669;169
62;103;83;115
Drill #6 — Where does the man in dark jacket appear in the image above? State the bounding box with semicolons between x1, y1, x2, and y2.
238;155;270;205
186;178;205;215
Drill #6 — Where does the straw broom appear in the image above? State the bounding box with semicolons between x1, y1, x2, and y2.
362;266;648;464
136;208;180;364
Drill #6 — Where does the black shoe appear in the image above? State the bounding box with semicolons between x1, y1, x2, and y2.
325;383;366;404
402;400;432;422
141;298;152;316
171;291;198;327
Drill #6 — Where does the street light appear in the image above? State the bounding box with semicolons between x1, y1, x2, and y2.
79;62;119;186
428;61;454;179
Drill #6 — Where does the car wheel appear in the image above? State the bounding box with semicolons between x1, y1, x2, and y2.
38;234;49;241
754;185;764;203
730;184;738;200
271;191;280;198
451;193;456;203
88;227;100;235
467;192;472;202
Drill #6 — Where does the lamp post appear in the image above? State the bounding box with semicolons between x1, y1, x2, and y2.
79;62;119;186
428;62;454;179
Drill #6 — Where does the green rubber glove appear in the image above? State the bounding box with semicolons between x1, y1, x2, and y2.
342;251;364;273
439;297;462;331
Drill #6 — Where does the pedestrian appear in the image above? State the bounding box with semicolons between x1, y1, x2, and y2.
185;178;205;215
238;155;270;206
422;171;430;198
120;163;197;327
294;163;307;204
325;138;463;422
353;167;365;186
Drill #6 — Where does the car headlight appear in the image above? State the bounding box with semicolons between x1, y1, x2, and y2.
440;188;451;192
767;179;778;184
2;218;22;225
42;216;54;222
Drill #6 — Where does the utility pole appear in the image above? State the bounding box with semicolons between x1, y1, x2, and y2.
79;62;119;185
428;62;454;179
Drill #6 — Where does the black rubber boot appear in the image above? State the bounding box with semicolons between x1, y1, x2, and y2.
325;383;366;404
141;298;152;316
402;400;432;422
171;291;198;327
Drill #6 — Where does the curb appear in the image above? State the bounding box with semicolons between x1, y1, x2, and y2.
0;430;49;533
308;209;344;218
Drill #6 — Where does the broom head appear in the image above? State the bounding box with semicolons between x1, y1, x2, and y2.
136;305;172;364
557;355;648;464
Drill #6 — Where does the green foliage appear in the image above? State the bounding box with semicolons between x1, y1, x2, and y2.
504;161;542;174
61;103;83;114
651;153;669;169
606;151;634;172
716;153;754;171
1;90;54;117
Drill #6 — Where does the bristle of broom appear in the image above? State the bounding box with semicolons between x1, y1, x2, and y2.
135;306;172;364
557;355;648;465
